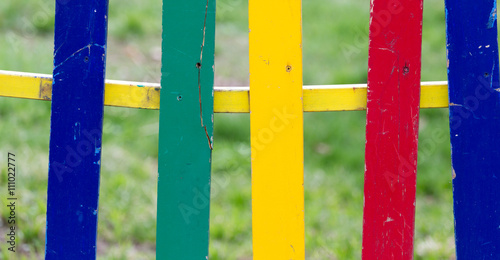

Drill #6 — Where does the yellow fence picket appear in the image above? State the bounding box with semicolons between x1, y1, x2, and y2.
249;0;305;259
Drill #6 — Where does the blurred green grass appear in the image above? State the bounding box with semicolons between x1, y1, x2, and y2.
0;0;457;259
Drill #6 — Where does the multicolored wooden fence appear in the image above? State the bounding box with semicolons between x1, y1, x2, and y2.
0;0;499;258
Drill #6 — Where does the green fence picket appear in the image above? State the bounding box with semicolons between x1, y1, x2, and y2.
156;0;216;258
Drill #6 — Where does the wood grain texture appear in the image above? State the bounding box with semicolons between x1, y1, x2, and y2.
45;0;109;258
156;0;216;258
445;0;500;257
249;0;305;258
362;0;423;258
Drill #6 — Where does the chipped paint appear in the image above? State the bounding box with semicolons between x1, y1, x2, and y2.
45;1;108;258
445;0;500;257
487;1;497;28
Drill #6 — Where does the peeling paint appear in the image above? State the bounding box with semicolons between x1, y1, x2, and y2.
487;2;497;28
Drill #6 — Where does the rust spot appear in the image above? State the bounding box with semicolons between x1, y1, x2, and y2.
143;88;156;107
39;80;52;100
146;90;151;102
286;65;292;72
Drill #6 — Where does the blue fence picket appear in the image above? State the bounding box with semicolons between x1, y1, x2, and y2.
45;0;109;258
445;0;500;257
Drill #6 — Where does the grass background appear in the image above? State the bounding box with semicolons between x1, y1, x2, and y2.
0;0;458;259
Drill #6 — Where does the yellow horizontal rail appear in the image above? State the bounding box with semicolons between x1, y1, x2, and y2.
0;70;449;112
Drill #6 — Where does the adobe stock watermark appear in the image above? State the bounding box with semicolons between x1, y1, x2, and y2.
50;128;102;182
5;0;55;54
384;74;499;190
217;0;244;18
178;174;230;224
309;245;336;260
177;106;298;224
382;126;448;192
250;106;298;158
6;153;17;253
308;234;337;260
341;0;404;63
448;75;500;130
6;0;92;54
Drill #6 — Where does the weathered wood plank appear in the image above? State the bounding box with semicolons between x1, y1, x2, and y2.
156;0;216;258
249;0;305;259
362;0;423;258
445;0;500;257
45;0;109;258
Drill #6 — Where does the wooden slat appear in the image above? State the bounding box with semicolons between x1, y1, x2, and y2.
213;86;250;113
0;70;449;111
45;1;109;258
249;0;305;259
445;0;500;257
362;0;423;258
0;70;160;109
156;0;216;258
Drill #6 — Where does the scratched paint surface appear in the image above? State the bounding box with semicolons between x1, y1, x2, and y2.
45;0;108;259
362;0;423;258
249;0;305;259
156;0;215;258
445;0;500;257
0;70;451;112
